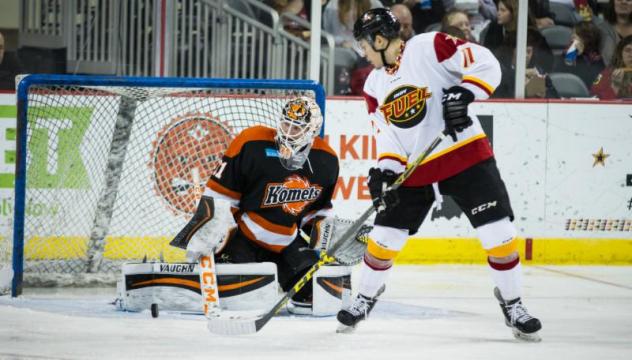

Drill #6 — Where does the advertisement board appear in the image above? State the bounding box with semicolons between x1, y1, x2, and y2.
1;93;630;264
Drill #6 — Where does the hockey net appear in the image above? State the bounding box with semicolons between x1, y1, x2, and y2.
4;75;323;295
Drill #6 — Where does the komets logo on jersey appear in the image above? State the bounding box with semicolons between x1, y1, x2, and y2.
262;175;322;215
379;85;432;129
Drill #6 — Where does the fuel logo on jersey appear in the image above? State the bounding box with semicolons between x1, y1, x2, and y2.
379;85;432;129
262;175;322;215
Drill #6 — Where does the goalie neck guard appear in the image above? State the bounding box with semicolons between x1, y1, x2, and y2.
275;97;323;170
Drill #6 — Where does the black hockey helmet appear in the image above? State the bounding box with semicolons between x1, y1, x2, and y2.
353;8;401;42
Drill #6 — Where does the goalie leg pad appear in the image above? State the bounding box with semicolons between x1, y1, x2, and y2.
287;264;352;316
312;265;352;316
215;262;278;312
115;262;278;314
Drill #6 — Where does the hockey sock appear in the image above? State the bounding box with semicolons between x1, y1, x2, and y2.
357;258;391;298
488;256;522;301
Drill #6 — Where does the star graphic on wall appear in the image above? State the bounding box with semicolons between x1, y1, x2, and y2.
592;147;610;167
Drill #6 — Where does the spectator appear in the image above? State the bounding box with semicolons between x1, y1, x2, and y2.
530;0;556;29
391;3;415;40
466;0;497;40
596;0;632;66
572;0;599;21
494;28;558;98
592;34;632;99
323;0;384;48
0;32;24;90
481;0;537;51
441;24;467;39
441;9;474;41
304;0;331;21
478;0;497;21
266;0;310;38
267;0;305;14
554;21;605;89
401;0;448;34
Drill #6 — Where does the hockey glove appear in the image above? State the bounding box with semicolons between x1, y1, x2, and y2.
442;85;475;142
368;167;400;213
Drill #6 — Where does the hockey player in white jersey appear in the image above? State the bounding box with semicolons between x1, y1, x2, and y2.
336;8;542;341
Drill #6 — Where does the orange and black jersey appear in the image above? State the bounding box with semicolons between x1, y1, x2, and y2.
204;126;339;253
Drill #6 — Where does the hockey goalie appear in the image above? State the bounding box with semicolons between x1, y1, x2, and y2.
117;97;368;318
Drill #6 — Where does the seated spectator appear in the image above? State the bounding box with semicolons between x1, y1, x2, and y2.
531;0;555;29
595;0;632;67
391;3;415;41
323;0;383;49
573;0;598;21
481;0;537;52
266;0;310;38
441;9;474;41
441;25;467;40
477;0;497;21
554;21;605;89
454;0;496;41
0;32;24;90
592;35;632;99
402;0;447;35
493;28;559;98
267;0;305;15
304;0;332;21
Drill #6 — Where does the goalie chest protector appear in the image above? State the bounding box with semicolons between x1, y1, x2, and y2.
205;126;339;251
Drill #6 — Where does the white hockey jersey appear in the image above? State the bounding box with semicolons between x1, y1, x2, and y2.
363;32;502;186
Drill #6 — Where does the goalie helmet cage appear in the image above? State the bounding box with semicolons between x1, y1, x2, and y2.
9;74;326;297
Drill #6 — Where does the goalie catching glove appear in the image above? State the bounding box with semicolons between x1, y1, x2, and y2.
308;217;372;266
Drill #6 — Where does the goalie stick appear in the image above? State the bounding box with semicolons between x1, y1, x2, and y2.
206;130;448;335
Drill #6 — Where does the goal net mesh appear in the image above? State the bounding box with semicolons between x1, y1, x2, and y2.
5;79;319;292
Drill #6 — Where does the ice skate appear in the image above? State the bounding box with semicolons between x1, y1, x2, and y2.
494;287;542;342
336;285;385;333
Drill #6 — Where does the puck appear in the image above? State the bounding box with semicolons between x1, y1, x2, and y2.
151;303;159;318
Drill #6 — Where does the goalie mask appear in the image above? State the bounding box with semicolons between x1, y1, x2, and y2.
276;97;323;170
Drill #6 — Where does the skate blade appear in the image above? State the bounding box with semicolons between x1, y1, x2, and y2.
512;328;542;342
336;323;356;334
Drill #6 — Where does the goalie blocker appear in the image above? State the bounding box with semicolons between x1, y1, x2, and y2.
116;261;352;317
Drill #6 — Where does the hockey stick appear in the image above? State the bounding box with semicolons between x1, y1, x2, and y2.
207;130;448;335
199;254;221;317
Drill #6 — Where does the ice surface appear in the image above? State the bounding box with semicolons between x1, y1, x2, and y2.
1;265;631;360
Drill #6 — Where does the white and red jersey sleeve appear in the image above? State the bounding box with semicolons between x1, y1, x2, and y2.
433;33;501;99
363;74;408;174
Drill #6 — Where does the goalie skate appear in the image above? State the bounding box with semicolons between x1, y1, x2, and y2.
494;287;542;342
336;285;385;333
